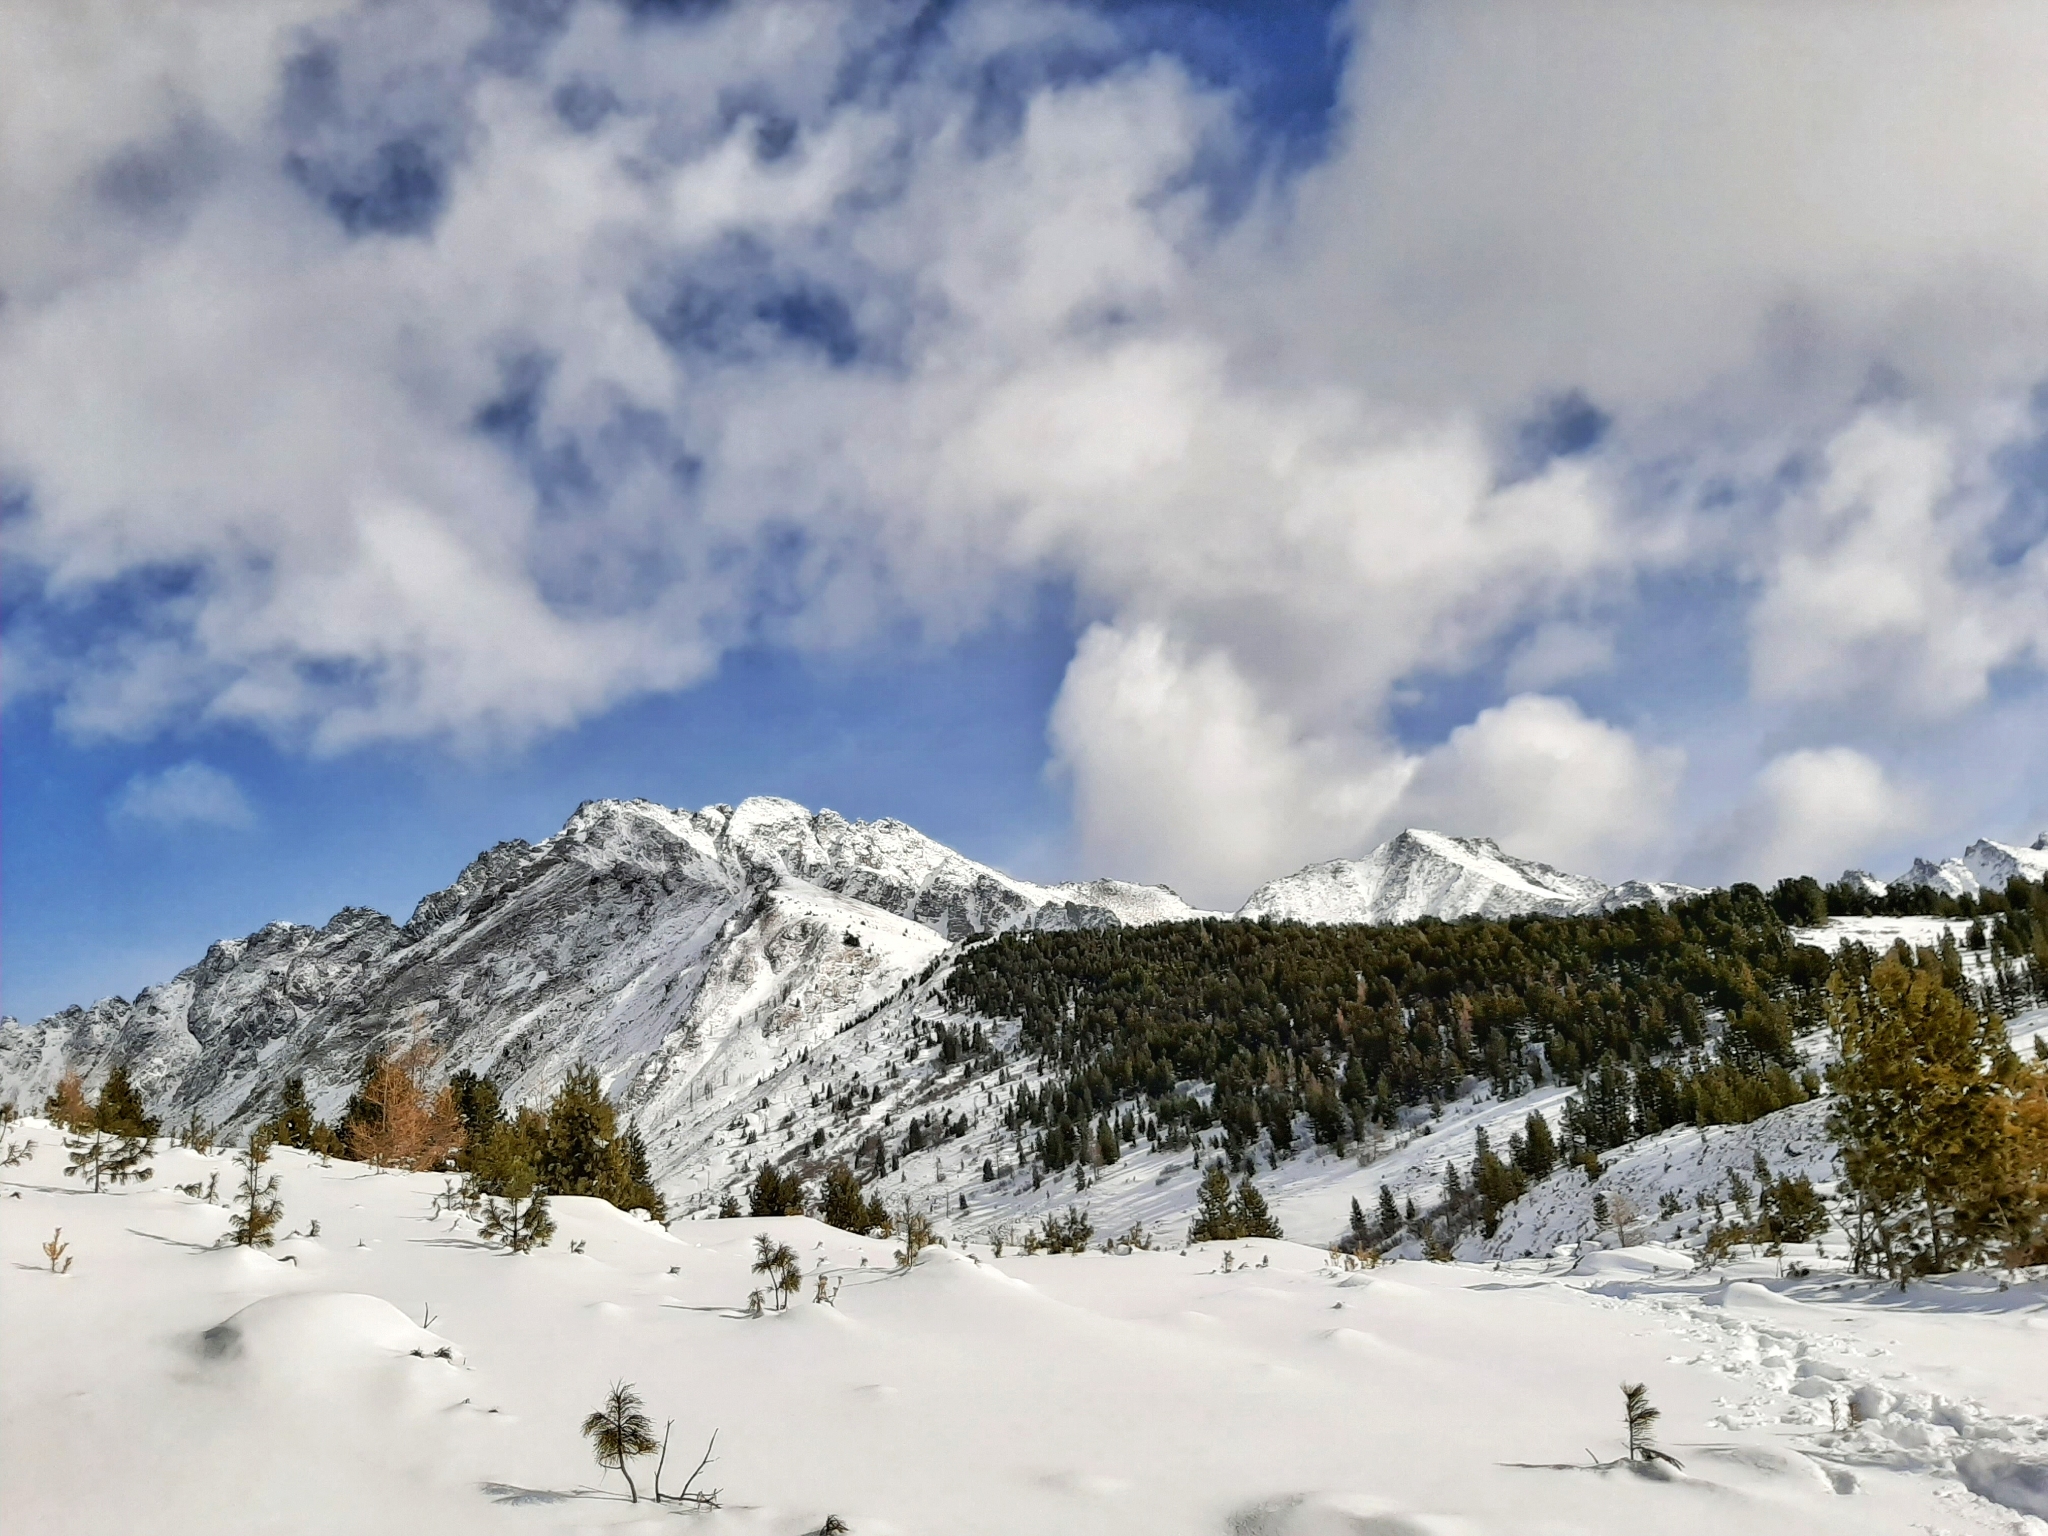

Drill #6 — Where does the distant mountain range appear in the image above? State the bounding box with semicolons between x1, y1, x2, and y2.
1847;833;2048;901
3;796;2035;1188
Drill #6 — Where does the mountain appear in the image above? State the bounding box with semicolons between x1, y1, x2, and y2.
0;796;1200;1177
1234;829;1694;926
1888;834;2048;898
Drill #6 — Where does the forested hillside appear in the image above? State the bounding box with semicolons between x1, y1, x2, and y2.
944;874;2048;1182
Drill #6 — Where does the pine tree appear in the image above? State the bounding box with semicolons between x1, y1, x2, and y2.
582;1381;659;1502
749;1163;807;1217
1516;1110;1557;1180
95;1066;159;1138
1188;1163;1239;1242
43;1071;91;1130
226;1135;283;1248
469;1123;554;1252
1827;949;2020;1275
819;1161;882;1234
1376;1183;1400;1241
63;1124;154;1192
1348;1196;1371;1250
262;1077;320;1150
1232;1176;1283;1239
1620;1382;1681;1467
751;1234;802;1310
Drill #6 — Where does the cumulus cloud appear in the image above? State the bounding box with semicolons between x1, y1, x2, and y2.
1399;695;1683;880
1705;747;1920;886
5;0;2047;893
110;761;256;831
1749;410;2047;720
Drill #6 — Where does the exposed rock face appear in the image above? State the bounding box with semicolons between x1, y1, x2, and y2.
0;797;1200;1179
1234;829;1689;927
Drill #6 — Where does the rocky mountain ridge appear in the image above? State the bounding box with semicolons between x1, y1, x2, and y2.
0;800;1704;1200
1849;833;2048;901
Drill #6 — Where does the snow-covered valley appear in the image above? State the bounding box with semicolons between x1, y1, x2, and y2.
5;1124;2047;1536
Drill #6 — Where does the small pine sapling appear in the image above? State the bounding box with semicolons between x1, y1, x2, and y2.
43;1227;73;1273
2;1136;36;1168
893;1207;939;1270
581;1380;659;1503
226;1134;284;1248
1620;1382;1683;1468
751;1234;802;1309
63;1124;154;1192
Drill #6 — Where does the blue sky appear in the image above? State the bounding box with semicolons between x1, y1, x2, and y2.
4;0;2046;1022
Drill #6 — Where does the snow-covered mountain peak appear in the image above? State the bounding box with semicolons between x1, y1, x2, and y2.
1891;835;2048;899
1235;827;1638;927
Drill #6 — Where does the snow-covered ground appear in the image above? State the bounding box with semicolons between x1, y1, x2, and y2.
6;1124;2046;1536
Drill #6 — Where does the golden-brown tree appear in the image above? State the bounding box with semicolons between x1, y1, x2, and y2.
346;1045;464;1171
43;1071;91;1130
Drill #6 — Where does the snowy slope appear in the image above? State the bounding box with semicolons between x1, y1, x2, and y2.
6;1125;2046;1536
1235;828;1693;926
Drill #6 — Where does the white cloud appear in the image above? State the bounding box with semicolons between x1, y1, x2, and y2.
1749;410;2046;720
5;0;2047;894
1503;622;1615;693
1705;747;1920;886
1399;695;1683;881
110;761;255;831
1047;622;1413;907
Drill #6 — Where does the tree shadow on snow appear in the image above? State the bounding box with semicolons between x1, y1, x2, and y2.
126;1226;222;1252
479;1483;577;1506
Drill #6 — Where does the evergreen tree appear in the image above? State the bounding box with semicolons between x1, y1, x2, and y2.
581;1381;659;1503
471;1124;555;1253
1348;1196;1371;1251
535;1068;667;1220
749;1163;807;1217
1827;949;2023;1275
1188;1163;1239;1242
261;1076;320;1150
1621;1382;1681;1467
1232;1176;1283;1239
750;1234;803;1310
1096;1116;1120;1165
819;1161;883;1233
1376;1183;1401;1242
1515;1110;1557;1180
226;1135;283;1248
63;1124;154;1192
448;1071;505;1155
95;1065;159;1138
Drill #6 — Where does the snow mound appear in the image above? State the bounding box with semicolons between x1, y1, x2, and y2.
1226;1491;1484;1536
200;1292;459;1374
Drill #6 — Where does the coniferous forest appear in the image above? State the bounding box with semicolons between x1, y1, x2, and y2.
943;874;2048;1196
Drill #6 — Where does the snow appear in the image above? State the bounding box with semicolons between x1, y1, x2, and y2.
7;1124;2045;1536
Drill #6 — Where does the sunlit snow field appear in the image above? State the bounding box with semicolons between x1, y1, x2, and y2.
6;1125;2047;1536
